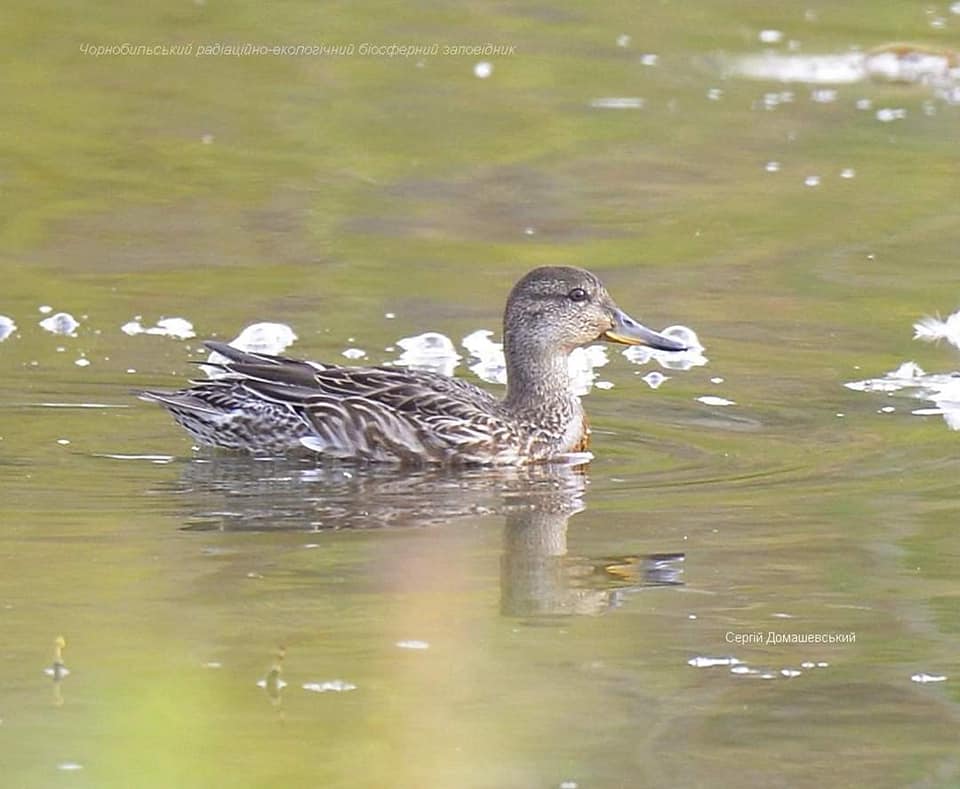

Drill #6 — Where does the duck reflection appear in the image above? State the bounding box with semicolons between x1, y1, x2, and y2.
162;457;684;617
43;635;69;706
256;646;288;711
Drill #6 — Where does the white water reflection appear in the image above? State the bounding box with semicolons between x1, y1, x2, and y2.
194;321;700;396
395;331;461;376
397;329;617;395
846;310;960;429
722;46;960;104
914;310;960;349
0;315;16;342
623;325;707;372
39;311;80;336
122;316;196;339
204;322;299;377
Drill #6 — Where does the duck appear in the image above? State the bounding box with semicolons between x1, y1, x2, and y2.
138;266;687;465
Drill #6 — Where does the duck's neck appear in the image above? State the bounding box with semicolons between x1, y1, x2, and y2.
502;333;577;417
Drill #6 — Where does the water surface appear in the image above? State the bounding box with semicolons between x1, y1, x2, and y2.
3;1;960;787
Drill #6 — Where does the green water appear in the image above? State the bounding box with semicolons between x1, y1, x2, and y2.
3;1;960;787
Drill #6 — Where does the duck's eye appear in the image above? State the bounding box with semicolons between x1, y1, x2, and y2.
568;287;590;303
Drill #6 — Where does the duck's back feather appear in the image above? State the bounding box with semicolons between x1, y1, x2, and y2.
142;342;538;464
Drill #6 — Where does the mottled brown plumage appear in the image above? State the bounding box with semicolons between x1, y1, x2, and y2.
138;266;686;464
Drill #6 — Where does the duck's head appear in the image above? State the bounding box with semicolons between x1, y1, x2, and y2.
504;266;687;354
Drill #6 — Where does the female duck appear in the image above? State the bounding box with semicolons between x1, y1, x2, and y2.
139;266;686;464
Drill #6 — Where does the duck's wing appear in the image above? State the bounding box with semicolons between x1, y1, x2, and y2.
198;343;521;463
242;367;524;464
201;340;337;386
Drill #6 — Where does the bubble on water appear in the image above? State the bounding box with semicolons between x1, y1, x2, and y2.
759;29;784;43
911;672;947;683
730;665;757;675
840;168;856;179
697;395;736;407
74;358;91;367
384;312;396;319
473;61;492;79
765;161;781;173
396;640;430;650
123;317;196;339
914;310;960;349
39;305;53;314
303;679;357;692
846;330;960;430
811;88;837;102
662;325;702;351
804;175;821;187
688;656;741;668
876;107;907;122
707;87;723;100
856;98;873;110
616;34;631;48
760;91;794;110
640;53;658;66
594;380;614;390
230;322;297;354
622;326;706;372
781;668;803;678
342;348;367;360
624;346;653;365
396;332;461;376
589;97;645;109
710;376;725;384
642;371;667;389
57;763;83;771
463;329;504;383
0;315;16;342
40;312;80;336
463;330;608;394
568;345;609;396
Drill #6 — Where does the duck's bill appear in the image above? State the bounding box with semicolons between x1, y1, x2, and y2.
603;309;688;351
